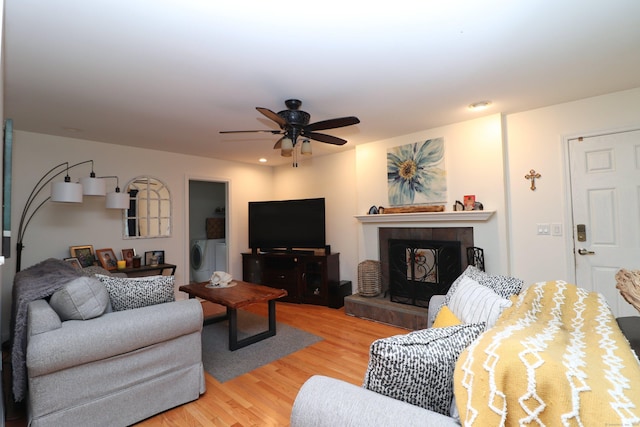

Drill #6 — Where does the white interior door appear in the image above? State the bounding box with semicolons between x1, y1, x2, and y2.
569;128;640;317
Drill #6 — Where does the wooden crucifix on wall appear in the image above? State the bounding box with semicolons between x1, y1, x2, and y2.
525;169;541;191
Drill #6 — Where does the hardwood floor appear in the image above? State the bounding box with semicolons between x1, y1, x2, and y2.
135;301;406;426
5;300;406;426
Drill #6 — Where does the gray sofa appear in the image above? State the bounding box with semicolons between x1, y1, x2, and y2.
14;258;206;427
27;298;205;427
291;272;640;426
291;375;459;427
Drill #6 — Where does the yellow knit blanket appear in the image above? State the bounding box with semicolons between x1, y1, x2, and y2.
454;280;640;426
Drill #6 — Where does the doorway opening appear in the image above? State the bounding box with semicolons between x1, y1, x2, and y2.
188;179;229;283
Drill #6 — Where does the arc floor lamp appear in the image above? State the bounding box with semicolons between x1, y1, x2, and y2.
16;160;128;273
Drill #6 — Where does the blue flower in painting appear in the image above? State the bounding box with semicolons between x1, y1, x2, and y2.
387;138;446;206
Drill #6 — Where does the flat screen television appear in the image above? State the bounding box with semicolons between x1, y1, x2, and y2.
249;197;326;252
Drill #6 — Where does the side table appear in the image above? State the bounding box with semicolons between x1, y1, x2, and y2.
119;263;177;278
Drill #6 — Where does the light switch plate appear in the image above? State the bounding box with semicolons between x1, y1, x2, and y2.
551;223;563;236
537;223;550;235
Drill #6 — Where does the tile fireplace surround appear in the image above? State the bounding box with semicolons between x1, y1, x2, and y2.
346;211;494;329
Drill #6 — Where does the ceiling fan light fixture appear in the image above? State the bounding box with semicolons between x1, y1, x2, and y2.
220;99;360;165
301;139;312;155
280;137;293;157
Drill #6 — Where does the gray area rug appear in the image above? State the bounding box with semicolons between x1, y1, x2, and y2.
201;310;323;382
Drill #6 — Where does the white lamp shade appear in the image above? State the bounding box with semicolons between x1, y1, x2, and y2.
51;181;83;203
80;176;106;196
301;140;312;155
280;137;293;157
106;191;129;209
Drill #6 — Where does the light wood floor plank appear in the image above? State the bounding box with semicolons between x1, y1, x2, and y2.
135;301;406;426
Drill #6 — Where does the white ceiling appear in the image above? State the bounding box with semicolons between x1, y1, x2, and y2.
4;1;640;166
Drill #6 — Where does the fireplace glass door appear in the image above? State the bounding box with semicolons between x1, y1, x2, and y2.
388;239;461;307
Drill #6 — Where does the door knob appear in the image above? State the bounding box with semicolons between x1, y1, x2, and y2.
577;248;595;255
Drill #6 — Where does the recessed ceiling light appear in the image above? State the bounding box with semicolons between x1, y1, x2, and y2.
259;158;267;163
468;101;492;111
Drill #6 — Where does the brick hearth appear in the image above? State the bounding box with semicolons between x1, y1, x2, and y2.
344;293;428;330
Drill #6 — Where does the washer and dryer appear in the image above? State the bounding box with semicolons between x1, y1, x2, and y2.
190;238;227;282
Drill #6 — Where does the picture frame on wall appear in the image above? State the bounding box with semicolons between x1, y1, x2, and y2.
63;257;82;270
69;245;95;268
145;250;164;266
96;248;118;271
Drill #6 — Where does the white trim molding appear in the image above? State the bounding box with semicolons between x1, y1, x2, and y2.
355;210;495;223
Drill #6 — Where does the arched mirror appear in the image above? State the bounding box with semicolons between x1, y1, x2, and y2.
123;176;171;238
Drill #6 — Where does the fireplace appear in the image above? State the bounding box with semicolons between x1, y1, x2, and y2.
379;227;474;307
388;239;461;307
346;214;492;329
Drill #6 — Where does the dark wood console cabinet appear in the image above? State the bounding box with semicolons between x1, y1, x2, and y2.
242;252;340;306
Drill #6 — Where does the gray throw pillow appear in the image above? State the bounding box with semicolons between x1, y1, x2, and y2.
49;276;110;321
96;274;175;311
363;323;485;416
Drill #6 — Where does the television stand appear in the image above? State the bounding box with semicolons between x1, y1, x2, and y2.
254;248;316;255
242;251;340;306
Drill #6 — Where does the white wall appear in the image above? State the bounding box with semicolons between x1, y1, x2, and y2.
504;87;640;285
4;87;640;340
272;150;359;283
1;130;274;340
354;114;510;275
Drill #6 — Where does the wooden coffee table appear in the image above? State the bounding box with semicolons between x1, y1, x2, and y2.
179;280;287;351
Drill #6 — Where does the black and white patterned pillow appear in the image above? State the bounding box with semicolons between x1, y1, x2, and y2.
362;323;485;415
439;265;523;313
95;274;175;311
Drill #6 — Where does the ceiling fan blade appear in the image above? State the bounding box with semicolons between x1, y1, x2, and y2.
256;107;287;127
219;129;282;134
273;137;284;149
305;132;348;146
305;116;360;132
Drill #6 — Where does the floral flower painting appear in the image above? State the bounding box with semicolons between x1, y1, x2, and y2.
387;138;446;206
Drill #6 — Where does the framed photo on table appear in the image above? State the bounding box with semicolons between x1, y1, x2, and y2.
69;245;95;268
96;248;118;271
63;257;82;270
145;250;164;266
121;248;135;267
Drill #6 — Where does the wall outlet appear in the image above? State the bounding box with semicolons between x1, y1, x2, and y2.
536;223;550;235
551;223;563;236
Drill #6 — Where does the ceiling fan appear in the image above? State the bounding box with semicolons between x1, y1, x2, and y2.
220;99;360;164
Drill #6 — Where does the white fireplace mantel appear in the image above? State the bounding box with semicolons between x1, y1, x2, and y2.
354;210;495;224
